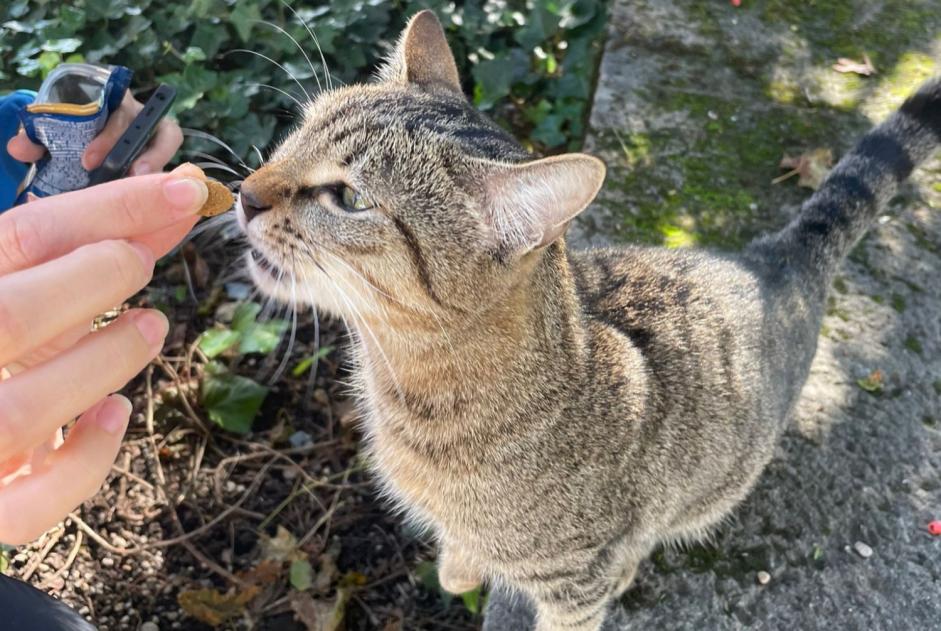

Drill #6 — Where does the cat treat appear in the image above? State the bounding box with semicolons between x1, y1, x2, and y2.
199;179;234;217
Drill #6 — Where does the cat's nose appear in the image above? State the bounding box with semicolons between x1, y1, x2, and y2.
239;186;273;224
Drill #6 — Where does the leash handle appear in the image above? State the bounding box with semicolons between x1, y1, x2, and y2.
87;85;176;186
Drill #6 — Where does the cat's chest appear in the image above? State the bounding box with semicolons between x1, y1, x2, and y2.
363;408;479;531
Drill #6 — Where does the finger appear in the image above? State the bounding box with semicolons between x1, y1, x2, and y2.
6;131;46;163
0;239;154;367
131;118;184;175
0;166;207;274
0;395;130;545
82;92;142;171
10;321;92;371
0;309;166;462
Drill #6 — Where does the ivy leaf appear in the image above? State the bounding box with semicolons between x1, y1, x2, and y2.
239;321;287;355
231;302;287;355
231;302;262;332
41;38;82;53
182;46;207;64
472;49;528;109
198;328;241;358
230;0;262;43
200;362;268;434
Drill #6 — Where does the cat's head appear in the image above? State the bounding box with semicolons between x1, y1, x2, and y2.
238;10;605;325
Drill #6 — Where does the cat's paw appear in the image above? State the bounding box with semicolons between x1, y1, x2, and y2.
439;570;482;595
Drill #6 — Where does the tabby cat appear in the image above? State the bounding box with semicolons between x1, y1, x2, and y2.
236;11;941;630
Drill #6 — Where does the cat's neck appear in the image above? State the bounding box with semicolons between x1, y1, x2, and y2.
353;241;585;403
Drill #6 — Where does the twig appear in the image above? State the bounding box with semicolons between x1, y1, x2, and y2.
69;513;131;555
69;459;274;556
154;354;209;434
21;525;64;581
144;366;168;502
168;508;248;588
109;464;156;491
39;530;83;590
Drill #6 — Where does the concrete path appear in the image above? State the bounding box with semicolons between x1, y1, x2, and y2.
485;1;941;628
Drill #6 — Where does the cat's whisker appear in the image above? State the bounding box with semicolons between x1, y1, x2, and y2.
269;257;300;385
179;250;197;303
301;280;361;402
251;145;266;167
303;299;322;408
181;130;254;174
280;0;338;91
193;161;243;177
248;82;304;111
326;272;405;402
254;19;323;94
227;49;312;103
184;213;242;244
307;242;457;359
181;149;239;173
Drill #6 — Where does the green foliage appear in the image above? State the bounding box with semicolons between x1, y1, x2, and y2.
292;345;333;377
200;360;269;433
0;543;12;575
0;0;608;160
289;558;313;591
199;301;288;358
414;560;484;615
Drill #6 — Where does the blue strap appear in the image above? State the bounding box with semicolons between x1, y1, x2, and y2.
0;90;37;212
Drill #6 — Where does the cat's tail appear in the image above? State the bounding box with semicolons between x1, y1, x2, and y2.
751;76;941;279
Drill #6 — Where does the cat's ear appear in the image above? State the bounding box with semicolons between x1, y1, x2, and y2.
478;154;606;255
385;10;461;94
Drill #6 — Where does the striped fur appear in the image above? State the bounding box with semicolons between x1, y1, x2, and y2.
238;10;941;630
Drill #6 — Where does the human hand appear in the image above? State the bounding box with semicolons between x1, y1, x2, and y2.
6;90;184;176
0;164;207;544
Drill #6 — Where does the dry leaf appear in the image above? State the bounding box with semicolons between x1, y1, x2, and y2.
177;585;260;626
290;587;352;631
857;369;884;394
238;559;284;587
832;53;876;76
314;540;341;593
774;148;833;190
262;526;306;562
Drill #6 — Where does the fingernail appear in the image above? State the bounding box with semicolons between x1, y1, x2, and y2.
82;151;99;170
128;241;154;268
132;310;169;348
132;161;152;176
94;395;132;435
170;162;201;175
163;177;208;215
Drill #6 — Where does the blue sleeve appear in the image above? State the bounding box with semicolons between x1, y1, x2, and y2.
0;90;38;211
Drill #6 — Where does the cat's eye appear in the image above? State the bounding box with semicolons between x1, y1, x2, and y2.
340;185;374;211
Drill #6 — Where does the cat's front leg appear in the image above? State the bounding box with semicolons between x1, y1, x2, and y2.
530;576;614;631
438;541;483;595
533;595;611;631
